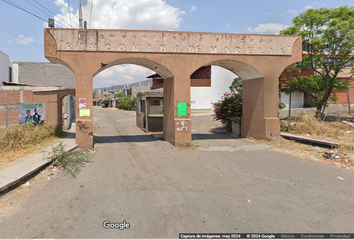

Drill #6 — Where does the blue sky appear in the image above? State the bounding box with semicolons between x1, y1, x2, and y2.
0;0;353;88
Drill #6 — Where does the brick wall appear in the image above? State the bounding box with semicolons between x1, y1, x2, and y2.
0;87;74;128
0;89;34;127
32;91;58;125
191;79;211;87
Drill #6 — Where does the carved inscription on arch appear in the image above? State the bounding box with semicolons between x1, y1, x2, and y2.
50;29;299;56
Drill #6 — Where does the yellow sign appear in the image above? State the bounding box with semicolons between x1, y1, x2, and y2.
80;109;90;117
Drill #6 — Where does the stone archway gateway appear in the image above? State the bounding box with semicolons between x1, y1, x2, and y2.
44;29;302;149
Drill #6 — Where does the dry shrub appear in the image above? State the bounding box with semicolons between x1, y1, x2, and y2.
0;123;64;152
281;114;353;139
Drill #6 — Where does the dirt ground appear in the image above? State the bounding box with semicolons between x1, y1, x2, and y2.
192;112;354;172
0;165;63;219
265;114;354;172
267;137;354;172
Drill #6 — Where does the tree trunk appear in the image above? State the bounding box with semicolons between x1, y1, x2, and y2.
347;86;351;114
288;92;292;118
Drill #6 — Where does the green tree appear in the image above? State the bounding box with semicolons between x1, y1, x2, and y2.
117;97;136;111
102;99;109;106
114;92;126;98
229;77;242;95
280;6;354;118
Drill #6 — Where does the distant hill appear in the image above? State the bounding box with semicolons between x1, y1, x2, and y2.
93;79;152;93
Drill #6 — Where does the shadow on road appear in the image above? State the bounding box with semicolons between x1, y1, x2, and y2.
63;132;75;139
192;133;242;140
94;135;156;144
93;132;241;144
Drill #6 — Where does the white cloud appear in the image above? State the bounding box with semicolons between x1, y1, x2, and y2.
8;35;35;45
102;79;121;85
189;5;197;13
281;9;298;16
226;23;230;27
122;75;134;81
54;0;185;30
53;0;179;87
94;64;154;88
247;23;289;34
305;5;313;9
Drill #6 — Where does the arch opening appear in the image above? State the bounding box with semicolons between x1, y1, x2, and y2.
61;94;76;131
205;60;264;80
93;57;173;80
187;60;266;141
92;61;166;144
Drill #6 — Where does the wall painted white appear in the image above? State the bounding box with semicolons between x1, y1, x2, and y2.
0;51;10;85
190;87;212;110
62;95;76;130
12;62;18;83
190;66;237;110
279;92;304;109
211;66;237;105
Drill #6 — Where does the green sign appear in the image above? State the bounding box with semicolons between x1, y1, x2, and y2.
177;102;188;117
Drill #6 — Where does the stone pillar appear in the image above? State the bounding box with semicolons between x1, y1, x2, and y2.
263;74;281;137
163;74;191;145
242;75;280;139
75;73;94;150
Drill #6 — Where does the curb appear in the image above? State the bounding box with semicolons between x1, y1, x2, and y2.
0;143;79;195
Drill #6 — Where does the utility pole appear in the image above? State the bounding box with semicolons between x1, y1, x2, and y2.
79;0;83;29
345;73;354;115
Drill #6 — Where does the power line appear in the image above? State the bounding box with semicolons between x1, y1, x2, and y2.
32;0;74;28
56;0;79;19
0;24;44;50
2;0;47;22
2;0;73;29
2;0;66;28
23;0;71;28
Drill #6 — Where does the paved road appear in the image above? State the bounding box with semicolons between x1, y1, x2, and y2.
0;108;353;238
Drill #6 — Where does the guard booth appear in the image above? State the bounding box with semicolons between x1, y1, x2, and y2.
136;92;164;132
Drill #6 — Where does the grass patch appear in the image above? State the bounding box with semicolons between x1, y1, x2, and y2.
179;141;195;148
281;114;352;138
280;114;354;152
0;123;65;169
0;123;65;151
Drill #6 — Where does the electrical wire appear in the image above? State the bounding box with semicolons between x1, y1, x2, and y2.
23;0;71;28
0;24;44;50
32;0;74;28
2;0;67;28
56;0;79;19
2;0;47;22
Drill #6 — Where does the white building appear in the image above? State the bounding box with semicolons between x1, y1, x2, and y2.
149;65;237;110
0;50;12;85
190;66;237;110
279;92;304;109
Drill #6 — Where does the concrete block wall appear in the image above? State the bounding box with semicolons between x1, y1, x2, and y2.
15;62;75;88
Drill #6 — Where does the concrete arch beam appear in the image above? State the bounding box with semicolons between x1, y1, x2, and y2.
44;28;302;149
